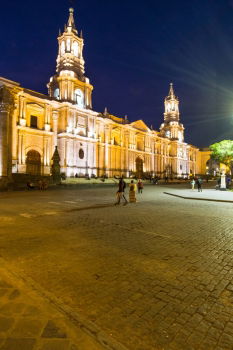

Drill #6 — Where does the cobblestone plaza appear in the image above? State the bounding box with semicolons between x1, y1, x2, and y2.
0;184;233;349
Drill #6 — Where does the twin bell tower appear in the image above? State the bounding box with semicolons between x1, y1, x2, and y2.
48;8;184;143
47;8;93;109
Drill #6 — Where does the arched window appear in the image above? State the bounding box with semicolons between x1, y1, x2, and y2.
54;88;59;99
73;41;79;56
166;101;177;113
66;39;71;52
61;41;65;55
74;89;84;108
79;149;84;159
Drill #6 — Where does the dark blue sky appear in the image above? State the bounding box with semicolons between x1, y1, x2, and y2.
1;0;233;147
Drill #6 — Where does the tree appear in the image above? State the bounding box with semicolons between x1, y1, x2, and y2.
210;140;233;173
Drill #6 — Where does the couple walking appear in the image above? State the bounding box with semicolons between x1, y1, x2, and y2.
190;177;203;192
115;178;143;205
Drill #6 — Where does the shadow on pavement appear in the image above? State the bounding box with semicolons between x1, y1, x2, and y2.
66;203;115;212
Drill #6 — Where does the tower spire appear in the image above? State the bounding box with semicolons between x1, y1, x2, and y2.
159;83;184;142
47;6;93;109
164;82;179;119
168;82;175;98
67;7;77;34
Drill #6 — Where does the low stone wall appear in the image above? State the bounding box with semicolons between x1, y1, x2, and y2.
0;174;57;191
0;177;11;191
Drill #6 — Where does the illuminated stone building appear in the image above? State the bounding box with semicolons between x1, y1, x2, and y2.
0;8;200;188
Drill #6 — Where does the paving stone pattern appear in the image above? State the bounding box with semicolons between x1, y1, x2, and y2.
0;185;233;349
0;268;108;350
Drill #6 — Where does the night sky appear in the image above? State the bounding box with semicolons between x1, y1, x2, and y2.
1;0;233;148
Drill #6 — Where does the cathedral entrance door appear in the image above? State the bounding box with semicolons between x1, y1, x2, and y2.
26;150;41;175
136;157;143;178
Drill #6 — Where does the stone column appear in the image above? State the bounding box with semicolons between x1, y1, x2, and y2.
0;87;14;188
86;142;89;175
92;142;96;176
89;90;92;109
151;140;155;175
104;126;109;175
125;131;129;177
96;142;100;177
154;145;157;176
19;95;26;127
161;154;164;177
44;104;51;131
18;133;22;165
157;155;159;174
120;129;124;174
52;111;59;148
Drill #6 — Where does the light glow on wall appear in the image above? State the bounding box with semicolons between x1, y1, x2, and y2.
60;70;74;77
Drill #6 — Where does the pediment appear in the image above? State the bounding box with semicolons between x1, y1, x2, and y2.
112;126;121;133
131;120;150;132
26;102;44;111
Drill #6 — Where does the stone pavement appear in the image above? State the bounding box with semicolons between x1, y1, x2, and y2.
164;187;233;203
0;185;233;350
0;262;111;350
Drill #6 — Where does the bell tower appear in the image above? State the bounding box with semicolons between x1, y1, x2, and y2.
160;83;184;142
47;8;93;109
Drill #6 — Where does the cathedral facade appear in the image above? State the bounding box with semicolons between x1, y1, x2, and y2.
0;8;200;187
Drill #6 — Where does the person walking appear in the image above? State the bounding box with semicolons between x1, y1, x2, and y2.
115;178;128;205
216;177;221;190
137;179;143;194
38;179;43;190
129;180;137;203
42;180;48;190
196;177;203;192
190;178;195;191
226;176;231;189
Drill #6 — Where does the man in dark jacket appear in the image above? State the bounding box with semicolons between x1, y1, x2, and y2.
115;178;128;205
196;177;203;192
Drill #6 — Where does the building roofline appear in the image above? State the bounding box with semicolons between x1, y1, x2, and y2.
199;147;210;151
0;77;20;87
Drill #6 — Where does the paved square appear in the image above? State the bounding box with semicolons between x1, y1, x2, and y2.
0;184;233;350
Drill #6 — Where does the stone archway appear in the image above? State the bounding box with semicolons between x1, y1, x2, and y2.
206;159;220;175
136;157;143;178
26;150;41;175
